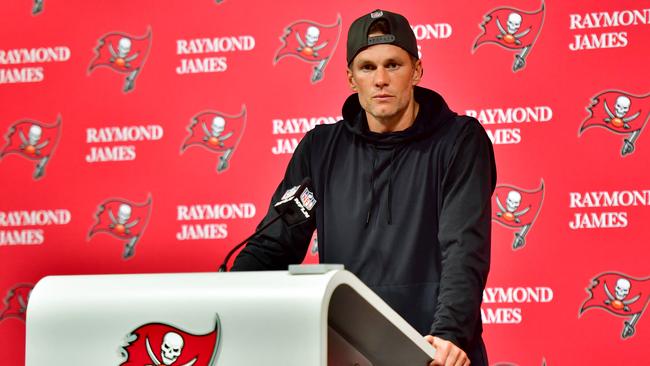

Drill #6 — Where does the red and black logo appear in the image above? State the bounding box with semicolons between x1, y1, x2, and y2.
579;90;650;157
0;284;34;322
580;272;650;339
473;1;545;72
492;181;544;250
0;117;62;180
88;196;153;259
88;28;152;92
181;106;246;173
120;318;220;366
274;15;342;83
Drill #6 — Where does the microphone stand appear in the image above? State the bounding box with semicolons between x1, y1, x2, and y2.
217;214;284;272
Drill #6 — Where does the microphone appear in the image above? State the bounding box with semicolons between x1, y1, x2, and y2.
217;177;317;272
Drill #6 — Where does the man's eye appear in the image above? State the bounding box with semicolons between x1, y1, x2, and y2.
361;64;374;71
387;63;399;69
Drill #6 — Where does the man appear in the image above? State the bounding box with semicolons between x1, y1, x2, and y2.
232;9;495;366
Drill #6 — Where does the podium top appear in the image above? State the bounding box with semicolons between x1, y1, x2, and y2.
26;268;435;366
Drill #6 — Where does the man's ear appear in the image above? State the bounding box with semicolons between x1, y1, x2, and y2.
412;59;423;85
347;67;357;91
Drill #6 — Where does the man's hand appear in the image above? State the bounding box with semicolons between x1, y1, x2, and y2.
424;335;470;366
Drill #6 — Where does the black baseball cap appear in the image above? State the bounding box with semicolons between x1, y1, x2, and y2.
346;9;419;65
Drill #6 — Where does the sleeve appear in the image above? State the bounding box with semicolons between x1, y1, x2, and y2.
230;131;317;271
430;118;496;349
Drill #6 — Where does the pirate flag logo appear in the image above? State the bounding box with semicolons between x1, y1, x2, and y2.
120;317;221;366
88;28;152;92
0;117;62;180
492;180;544;250
274;15;342;83
580;272;650;339
32;0;44;15
88;196;153;259
579;90;650;157
0;284;33;322
472;1;545;72
181;106;246;173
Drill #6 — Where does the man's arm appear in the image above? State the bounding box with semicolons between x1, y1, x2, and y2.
431;118;496;350
231;132;316;270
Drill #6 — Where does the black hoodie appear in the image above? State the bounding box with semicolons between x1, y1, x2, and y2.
232;86;496;364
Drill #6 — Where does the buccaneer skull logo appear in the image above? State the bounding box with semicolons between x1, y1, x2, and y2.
274;15;342;83
580;272;650;339
579;90;650;156
473;2;545;72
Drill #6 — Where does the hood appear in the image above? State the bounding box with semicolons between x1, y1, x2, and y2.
342;86;456;146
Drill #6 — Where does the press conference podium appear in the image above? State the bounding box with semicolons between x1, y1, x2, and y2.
26;265;435;365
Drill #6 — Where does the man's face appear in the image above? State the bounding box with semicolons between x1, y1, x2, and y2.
347;43;421;124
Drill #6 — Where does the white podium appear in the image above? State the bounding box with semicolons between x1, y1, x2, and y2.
26;266;435;365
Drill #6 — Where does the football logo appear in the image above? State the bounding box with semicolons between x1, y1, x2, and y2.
473;2;545;72
274;15;342;83
579;90;650;156
88;196;153;259
181;106;246;173
580;272;650;339
121;317;220;366
492;181;544;250
0;117;62;180
88;28;152;92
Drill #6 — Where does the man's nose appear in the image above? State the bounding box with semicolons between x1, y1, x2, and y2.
373;67;389;88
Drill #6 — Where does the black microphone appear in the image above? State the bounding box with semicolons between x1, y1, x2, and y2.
217;177;317;272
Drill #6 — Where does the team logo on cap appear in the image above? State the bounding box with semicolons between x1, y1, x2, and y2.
472;1;545;72
88;28;152;93
492;181;544;250
180;106;246;173
370;10;383;19
0;284;33;323
274;15;342;83
580;272;650;339
579;90;650;157
88;196;153;259
0;117;62;180
120;317;221;366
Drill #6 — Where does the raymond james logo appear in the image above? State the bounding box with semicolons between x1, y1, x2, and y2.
0;117;62;179
87;196;152;259
85;124;164;163
569;189;650;230
473;1;545;72
482;286;554;324
88;28;152;92
0;46;70;84
180;106;246;173
466;105;553;145
0;209;71;246
0;284;34;322
176;202;256;241
274;15;342;83
580;272;650;339
492;181;544;250
569;8;650;51
120;317;221;366
579;90;650;156
175;34;255;75
271;115;339;155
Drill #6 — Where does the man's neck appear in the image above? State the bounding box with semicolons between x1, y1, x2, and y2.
367;100;420;133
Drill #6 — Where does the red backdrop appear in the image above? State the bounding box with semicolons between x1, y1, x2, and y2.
1;1;649;364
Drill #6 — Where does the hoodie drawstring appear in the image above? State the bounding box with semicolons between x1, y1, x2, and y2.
366;146;378;225
366;146;397;226
387;148;395;225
